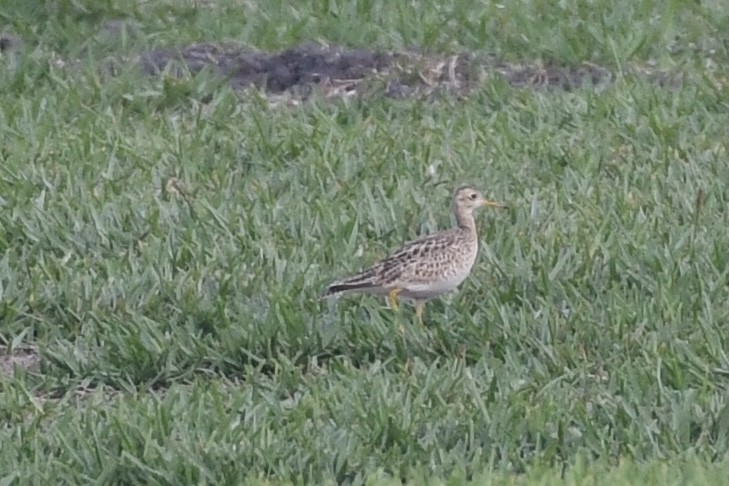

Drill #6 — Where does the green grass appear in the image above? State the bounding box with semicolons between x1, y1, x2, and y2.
1;0;729;483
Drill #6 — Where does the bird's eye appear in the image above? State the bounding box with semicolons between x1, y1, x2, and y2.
469;193;478;200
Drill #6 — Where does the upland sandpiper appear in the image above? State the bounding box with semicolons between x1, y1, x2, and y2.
322;185;507;324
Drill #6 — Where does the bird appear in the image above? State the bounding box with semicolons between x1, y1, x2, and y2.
322;185;507;324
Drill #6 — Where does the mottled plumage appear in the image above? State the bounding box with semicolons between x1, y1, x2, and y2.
323;185;507;323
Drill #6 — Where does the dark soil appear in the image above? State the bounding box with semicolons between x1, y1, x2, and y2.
142;42;393;93
139;42;680;99
2;29;681;98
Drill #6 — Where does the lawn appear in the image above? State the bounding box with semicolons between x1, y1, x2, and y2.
1;0;728;483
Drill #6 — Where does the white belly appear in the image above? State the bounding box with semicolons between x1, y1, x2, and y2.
401;272;470;300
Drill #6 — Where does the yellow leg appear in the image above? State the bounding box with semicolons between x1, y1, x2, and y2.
415;302;425;325
388;288;402;311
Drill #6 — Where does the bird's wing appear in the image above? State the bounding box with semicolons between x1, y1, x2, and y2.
323;230;457;296
373;231;456;285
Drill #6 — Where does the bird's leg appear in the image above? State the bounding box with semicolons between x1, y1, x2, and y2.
415;302;425;326
388;288;405;335
388;288;402;311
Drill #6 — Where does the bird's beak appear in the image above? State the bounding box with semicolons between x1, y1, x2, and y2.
481;198;508;209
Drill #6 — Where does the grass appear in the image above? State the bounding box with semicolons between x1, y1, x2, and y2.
1;0;729;483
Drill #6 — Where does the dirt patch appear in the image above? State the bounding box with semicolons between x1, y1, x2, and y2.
0;346;41;377
2;30;681;98
138;42;680;99
142;42;391;92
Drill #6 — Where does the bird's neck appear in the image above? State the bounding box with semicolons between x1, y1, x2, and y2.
455;212;477;233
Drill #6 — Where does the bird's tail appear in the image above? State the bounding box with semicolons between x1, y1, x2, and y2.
322;268;379;298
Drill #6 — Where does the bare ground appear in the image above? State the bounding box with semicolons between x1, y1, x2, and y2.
0;346;41;377
137;41;681;100
1;25;682;99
